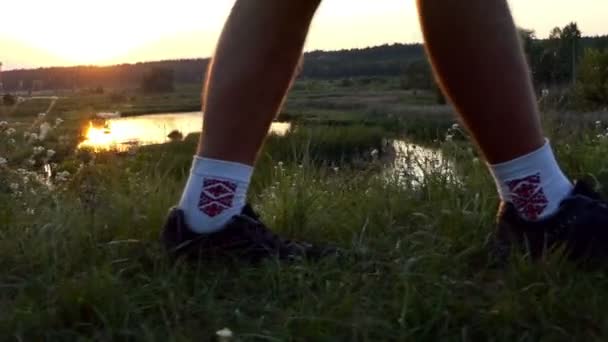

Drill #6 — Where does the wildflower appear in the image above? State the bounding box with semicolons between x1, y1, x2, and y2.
472;158;480;164
216;328;233;340
38;113;46;118
0;121;8;128
26;208;35;215
445;134;454;142
55;118;64;126
0;157;7;166
333;167;340;173
370;149;379;158
9;183;19;191
451;123;460;130
28;133;39;142
39;122;52;141
26;159;35;166
56;171;71;182
8;138;15;144
5;127;15;136
277;161;284;168
46;149;56;158
33;146;45;155
596;120;602;126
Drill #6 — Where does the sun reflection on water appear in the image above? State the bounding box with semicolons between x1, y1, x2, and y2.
78;112;291;151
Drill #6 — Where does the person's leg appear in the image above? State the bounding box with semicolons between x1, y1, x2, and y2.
180;0;320;233
417;0;572;221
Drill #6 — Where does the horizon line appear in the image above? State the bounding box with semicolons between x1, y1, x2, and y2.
4;31;608;72
3;41;425;72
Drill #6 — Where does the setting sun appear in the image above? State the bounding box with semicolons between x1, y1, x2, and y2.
1;0;606;69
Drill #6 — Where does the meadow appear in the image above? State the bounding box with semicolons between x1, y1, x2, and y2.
2;79;608;341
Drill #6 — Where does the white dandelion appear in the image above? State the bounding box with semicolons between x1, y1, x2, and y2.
56;171;71;182
216;328;233;340
39;122;52;141
33;146;45;155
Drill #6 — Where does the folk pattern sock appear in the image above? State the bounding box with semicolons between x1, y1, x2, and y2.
178;157;252;234
490;140;573;221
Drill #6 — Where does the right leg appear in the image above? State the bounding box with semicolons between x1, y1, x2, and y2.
200;0;320;165
179;0;320;234
162;0;331;261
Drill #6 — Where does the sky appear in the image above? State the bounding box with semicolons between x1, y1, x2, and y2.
1;0;606;70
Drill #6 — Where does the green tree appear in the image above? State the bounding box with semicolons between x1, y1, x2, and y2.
401;59;433;90
577;49;608;106
141;68;175;93
518;28;537;58
518;28;547;89
547;22;582;84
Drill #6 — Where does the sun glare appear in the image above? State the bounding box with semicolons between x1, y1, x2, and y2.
1;0;605;68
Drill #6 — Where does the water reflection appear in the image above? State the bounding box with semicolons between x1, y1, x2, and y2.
78;112;291;151
388;140;457;186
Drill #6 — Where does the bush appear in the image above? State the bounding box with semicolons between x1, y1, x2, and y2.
2;94;16;106
108;92;128;103
141;68;175;94
576;49;608;108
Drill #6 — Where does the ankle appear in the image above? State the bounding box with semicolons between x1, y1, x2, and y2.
178;157;253;233
490;140;573;221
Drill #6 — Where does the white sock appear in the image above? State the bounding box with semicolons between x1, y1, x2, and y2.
178;157;253;233
490;140;573;221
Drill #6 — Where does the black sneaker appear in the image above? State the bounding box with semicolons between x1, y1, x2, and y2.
495;181;608;261
161;204;337;262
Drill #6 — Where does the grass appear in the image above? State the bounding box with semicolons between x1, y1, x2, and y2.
3;84;608;340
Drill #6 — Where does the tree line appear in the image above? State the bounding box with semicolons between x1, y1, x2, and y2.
2;27;607;107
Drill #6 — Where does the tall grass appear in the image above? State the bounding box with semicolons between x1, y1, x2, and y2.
5;93;608;339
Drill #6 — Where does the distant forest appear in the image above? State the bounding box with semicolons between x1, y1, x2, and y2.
1;43;424;92
2;30;608;92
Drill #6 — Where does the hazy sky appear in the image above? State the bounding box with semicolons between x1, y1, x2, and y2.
1;0;606;70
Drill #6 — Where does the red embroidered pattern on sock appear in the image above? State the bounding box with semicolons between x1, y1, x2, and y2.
198;179;237;217
506;173;549;220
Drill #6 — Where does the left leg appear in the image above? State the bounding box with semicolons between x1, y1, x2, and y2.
417;0;608;260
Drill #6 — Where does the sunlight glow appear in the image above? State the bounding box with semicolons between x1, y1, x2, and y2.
1;0;605;69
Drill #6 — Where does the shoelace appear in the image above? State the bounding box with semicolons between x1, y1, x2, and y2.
239;206;305;254
236;214;285;250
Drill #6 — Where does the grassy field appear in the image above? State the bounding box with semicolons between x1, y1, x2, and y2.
3;82;608;340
